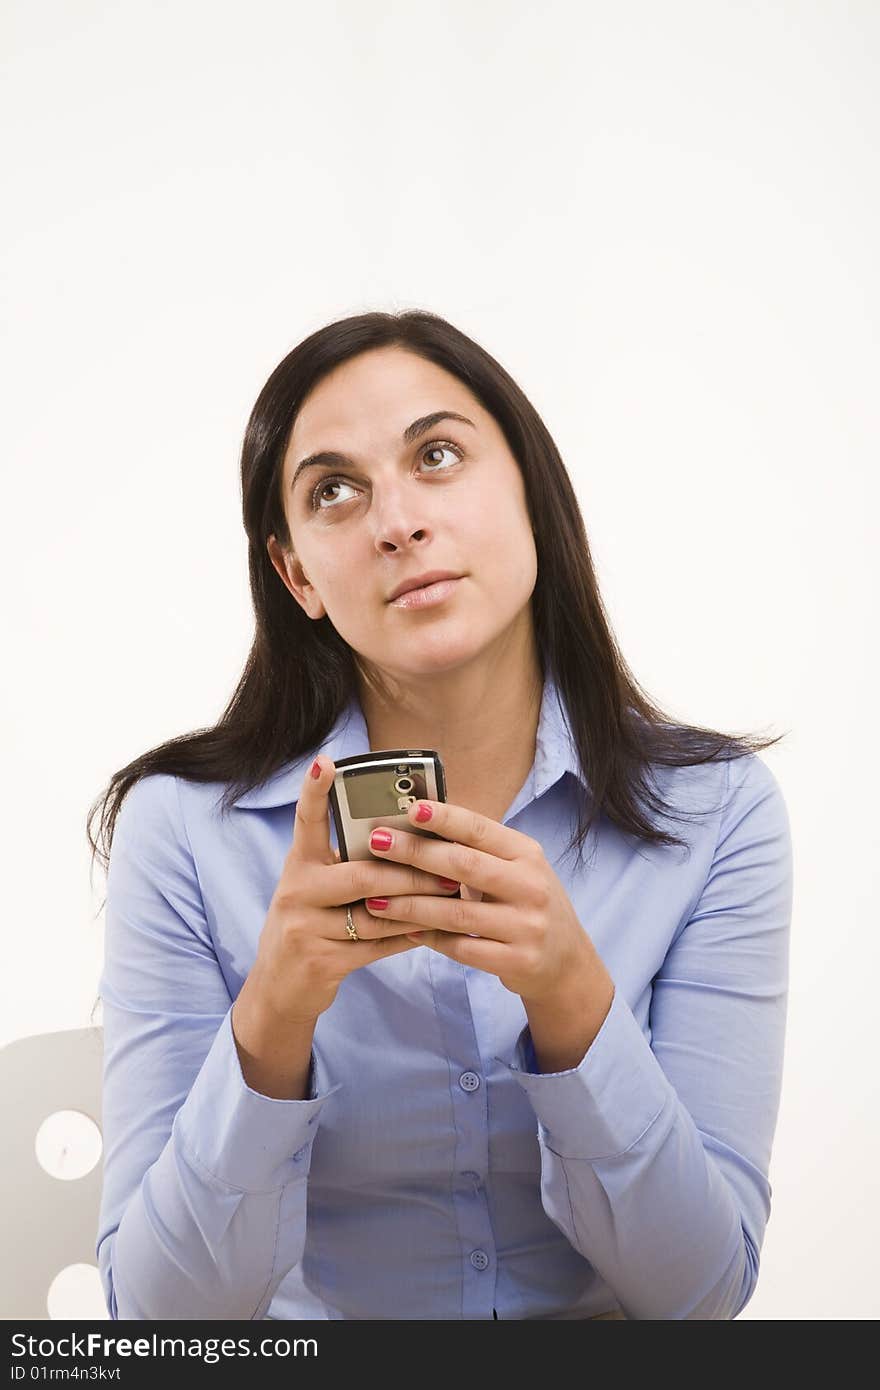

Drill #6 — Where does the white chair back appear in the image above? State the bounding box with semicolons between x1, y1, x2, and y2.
0;1027;104;1320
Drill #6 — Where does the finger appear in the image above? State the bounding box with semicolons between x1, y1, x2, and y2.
362;893;512;940
367;822;510;898
343;903;425;943
343;931;425;962
289;755;336;866
405;930;503;971
405;799;528;864
310;858;462;909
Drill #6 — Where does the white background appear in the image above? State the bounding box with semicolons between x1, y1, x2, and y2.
2;1;877;1320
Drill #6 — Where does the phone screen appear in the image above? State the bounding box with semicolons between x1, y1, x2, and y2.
343;763;432;819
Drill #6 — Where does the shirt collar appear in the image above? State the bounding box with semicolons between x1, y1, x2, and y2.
232;673;586;811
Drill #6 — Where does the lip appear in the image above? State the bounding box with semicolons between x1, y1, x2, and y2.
387;571;463;603
389;577;464;610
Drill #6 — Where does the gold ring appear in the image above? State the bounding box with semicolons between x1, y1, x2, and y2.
345;905;359;942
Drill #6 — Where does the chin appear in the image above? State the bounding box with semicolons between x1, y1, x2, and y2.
390;632;483;674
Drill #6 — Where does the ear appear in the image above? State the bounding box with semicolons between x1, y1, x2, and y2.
266;535;326;619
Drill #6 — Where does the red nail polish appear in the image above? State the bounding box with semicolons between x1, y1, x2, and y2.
310;760;321;779
365;898;389;911
415;803;433;822
370;830;393;850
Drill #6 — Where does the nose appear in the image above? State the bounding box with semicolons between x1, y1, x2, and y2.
370;485;434;554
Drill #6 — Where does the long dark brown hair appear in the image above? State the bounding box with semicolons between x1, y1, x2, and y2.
86;308;785;886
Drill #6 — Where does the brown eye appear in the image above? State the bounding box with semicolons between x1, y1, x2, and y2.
421;443;460;470
310;477;357;510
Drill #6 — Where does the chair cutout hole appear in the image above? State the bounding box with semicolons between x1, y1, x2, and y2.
35;1109;102;1181
47;1263;109;1320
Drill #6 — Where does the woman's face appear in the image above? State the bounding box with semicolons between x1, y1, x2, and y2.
269;345;538;685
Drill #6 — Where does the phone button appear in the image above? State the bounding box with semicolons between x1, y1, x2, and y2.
458;1071;481;1093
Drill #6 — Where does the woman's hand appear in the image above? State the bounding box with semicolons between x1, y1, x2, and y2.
245;759;462;1028
363;798;615;1023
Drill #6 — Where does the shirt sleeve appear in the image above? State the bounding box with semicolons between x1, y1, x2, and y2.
95;773;341;1321
493;753;793;1320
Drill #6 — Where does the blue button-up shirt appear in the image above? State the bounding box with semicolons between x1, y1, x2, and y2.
96;675;792;1320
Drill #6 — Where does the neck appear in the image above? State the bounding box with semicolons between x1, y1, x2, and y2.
355;623;545;819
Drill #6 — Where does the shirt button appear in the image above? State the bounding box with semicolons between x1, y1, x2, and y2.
459;1071;481;1092
470;1249;490;1271
292;1144;309;1162
461;1170;481;1185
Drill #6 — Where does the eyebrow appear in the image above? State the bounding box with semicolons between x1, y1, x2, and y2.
290;411;477;493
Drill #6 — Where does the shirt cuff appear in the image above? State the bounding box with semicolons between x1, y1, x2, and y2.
174;1007;343;1192
493;985;673;1161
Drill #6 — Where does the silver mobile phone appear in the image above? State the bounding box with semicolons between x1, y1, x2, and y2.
323;750;455;900
329;748;447;860
328;748;460;898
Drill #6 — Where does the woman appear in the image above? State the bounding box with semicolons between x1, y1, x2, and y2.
87;309;792;1321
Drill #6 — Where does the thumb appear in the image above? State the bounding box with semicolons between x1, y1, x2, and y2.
289;754;337;865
